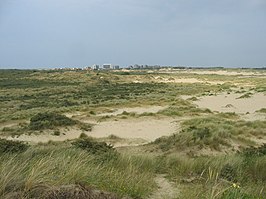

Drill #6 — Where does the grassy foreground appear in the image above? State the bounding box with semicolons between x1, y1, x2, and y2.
0;139;156;199
0;138;265;199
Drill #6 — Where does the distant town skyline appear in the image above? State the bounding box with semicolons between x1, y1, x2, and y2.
0;0;266;69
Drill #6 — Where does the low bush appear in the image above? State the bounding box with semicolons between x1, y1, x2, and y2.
0;139;29;154
240;144;266;157
71;138;115;155
53;130;60;136
79;123;92;131
79;132;89;138
29;112;76;130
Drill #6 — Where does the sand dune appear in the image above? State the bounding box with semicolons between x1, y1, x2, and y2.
194;93;266;114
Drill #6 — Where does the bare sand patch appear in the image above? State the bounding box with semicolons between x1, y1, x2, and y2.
152;77;225;85
5;117;178;145
6;127;83;143
193;93;266;120
4;110;179;145
176;70;266;76
89;117;178;142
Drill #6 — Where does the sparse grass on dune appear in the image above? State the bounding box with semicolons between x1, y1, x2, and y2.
153;114;266;153
157;104;212;117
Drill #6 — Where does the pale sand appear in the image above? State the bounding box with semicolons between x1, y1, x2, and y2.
194;93;265;114
6;118;178;145
161;69;266;76
151;76;225;85
89;118;178;142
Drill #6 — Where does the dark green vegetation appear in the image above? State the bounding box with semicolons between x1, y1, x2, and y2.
72;137;116;156
0;138;29;154
29;112;76;130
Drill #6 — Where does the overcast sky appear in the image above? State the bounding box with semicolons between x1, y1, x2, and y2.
0;0;266;68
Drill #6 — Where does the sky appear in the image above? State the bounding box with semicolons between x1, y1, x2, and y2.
0;0;266;69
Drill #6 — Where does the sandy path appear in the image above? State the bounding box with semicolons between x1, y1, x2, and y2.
148;175;179;199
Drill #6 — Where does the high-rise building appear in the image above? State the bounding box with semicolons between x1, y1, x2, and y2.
92;64;100;70
102;64;112;69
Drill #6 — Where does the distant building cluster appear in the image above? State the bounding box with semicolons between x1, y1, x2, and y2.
51;63;165;71
50;63;233;71
52;64;120;71
127;64;161;69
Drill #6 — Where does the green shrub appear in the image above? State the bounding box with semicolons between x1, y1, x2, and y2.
72;138;115;155
240;144;266;157
29;112;76;130
72;138;118;162
0;139;29;154
89;110;96;115
79;123;92;131
53;130;60;136
79;132;89;138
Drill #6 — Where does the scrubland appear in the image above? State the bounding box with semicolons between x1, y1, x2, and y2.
0;68;265;198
